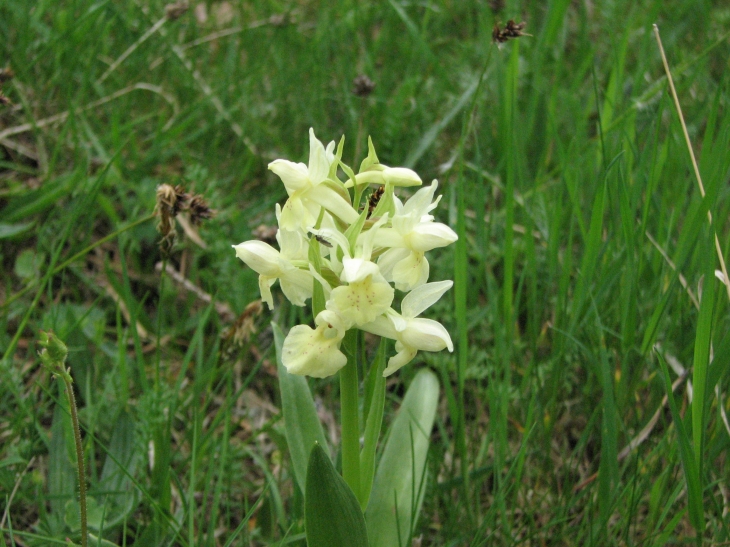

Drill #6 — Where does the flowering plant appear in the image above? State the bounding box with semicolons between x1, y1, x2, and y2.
233;129;457;545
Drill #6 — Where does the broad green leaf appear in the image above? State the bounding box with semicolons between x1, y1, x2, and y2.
97;410;140;528
64;497;104;532
48;404;77;518
305;443;368;547
366;369;439;547
272;323;329;493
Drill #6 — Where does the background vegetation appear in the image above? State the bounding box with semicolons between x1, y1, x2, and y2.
1;0;730;545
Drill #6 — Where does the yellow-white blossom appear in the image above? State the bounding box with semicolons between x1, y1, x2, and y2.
270;128;359;231
233;129;457;378
232;217;313;309
281;310;348;377
376;181;458;291
360;280;454;376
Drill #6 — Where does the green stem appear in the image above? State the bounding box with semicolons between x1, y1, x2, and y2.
340;330;361;499
61;373;87;547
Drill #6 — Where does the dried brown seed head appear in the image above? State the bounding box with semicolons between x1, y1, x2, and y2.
155;184;177;239
492;19;530;44
0;67;14;84
489;0;505;13
165;1;189;21
155;183;191;256
188;195;216;225
353;74;376;98
221;299;265;358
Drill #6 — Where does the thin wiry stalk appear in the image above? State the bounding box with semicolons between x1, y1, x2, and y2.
61;374;88;547
653;24;730;303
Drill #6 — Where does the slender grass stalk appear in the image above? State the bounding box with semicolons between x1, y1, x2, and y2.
340;330;361;500
96;16;168;85
652;24;730;303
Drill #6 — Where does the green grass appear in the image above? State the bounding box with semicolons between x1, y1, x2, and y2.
2;0;730;545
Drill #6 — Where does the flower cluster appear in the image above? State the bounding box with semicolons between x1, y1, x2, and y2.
233;129;458;378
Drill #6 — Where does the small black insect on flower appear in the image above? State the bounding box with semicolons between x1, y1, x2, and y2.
367;186;385;218
313;234;333;248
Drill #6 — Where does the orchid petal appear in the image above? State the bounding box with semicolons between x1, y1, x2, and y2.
279;194;319;231
269;160;309;194
382;167;422;187
401;280;453;318
233;241;282;277
259;276;276;309
359;314;398;339
400;318;453;352
279;268;314;306
308;184;360;225
307;128;330;184
281;322;347;378
391;251;429;291
409;222;459;252
383;343;418;376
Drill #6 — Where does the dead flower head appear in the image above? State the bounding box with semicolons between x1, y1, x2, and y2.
165;1;189;21
220;300;265;360
353;74;376;98
0;68;14;84
155;183;197;254
492;20;530;45
188;195;216;226
154;183;215;255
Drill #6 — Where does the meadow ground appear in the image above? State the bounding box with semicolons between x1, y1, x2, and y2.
1;1;730;545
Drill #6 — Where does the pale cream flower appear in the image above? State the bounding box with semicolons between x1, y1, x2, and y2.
281;310;348;377
270;128;359;231
232;222;313;309
360;280;454;376
327;258;395;326
376;181;458;291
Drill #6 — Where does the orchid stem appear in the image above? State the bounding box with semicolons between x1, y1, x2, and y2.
61;372;88;547
340;329;361;500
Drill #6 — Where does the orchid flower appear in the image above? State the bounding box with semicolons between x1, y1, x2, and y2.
270;128;359;231
233;129;457;379
376;181;458;291
232;213;313;309
314;214;395;327
360;280;454;376
281;309;348;377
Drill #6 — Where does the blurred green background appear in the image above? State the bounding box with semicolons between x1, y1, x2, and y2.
1;0;730;545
